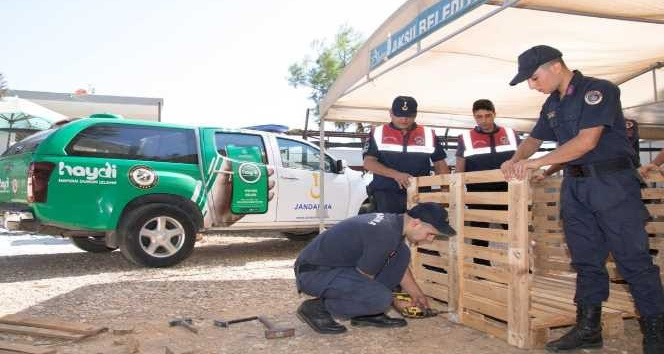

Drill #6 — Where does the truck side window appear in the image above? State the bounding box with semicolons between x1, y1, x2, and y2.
1;129;56;156
276;138;333;172
214;132;267;163
66;124;198;164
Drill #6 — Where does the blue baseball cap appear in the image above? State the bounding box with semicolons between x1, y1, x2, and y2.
407;202;456;236
391;96;418;117
509;45;563;86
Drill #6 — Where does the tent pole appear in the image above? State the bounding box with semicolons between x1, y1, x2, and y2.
318;114;328;233
616;62;664;86
654;68;659;102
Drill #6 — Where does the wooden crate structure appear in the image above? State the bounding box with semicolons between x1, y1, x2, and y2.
408;169;664;349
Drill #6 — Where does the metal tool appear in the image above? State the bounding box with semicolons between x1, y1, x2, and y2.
168;318;199;334
213;316;258;328
257;316;294;339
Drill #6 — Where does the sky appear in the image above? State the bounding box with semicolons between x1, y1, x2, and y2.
2;0;406;130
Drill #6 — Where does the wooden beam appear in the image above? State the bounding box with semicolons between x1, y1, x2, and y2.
447;173;465;323
507;177;531;348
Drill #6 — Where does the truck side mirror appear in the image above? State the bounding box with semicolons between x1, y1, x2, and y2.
335;159;347;174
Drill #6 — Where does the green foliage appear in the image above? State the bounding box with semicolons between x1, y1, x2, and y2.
288;25;363;131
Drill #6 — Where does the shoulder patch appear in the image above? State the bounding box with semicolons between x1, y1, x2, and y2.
584;90;603;105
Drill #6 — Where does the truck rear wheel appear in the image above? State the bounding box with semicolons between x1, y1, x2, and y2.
119;203;197;267
71;236;117;253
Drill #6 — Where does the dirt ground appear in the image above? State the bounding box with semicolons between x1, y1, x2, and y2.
0;233;643;353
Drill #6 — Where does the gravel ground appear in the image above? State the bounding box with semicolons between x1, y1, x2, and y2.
0;231;644;354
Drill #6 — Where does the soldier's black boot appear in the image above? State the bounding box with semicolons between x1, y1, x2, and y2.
640;313;664;354
545;304;603;352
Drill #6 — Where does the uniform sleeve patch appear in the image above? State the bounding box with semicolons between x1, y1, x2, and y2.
584;90;603;105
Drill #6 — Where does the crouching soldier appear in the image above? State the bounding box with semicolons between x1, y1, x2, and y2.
293;202;455;334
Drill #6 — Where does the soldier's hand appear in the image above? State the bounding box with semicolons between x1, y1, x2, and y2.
639;163;661;179
500;160;516;180
393;171;413;189
531;170;548;183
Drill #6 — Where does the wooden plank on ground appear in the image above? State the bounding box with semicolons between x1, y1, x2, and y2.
0;323;85;340
0;340;56;354
0;315;105;336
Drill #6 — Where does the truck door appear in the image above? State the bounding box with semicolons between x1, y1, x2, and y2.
201;130;276;226
274;137;349;222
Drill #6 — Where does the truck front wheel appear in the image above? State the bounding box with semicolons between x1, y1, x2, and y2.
119;203;197;267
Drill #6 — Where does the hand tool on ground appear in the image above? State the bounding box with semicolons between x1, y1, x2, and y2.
257;316;294;339
213;316;258;328
168;318;199;334
393;292;447;318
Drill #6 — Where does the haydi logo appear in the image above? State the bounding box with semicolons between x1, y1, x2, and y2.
59;162;117;181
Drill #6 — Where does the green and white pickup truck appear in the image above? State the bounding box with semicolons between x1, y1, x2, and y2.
0;115;368;267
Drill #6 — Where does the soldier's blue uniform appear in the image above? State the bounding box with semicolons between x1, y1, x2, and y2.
294;212;410;318
530;70;664;316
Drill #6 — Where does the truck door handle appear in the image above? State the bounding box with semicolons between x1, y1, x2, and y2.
280;176;300;180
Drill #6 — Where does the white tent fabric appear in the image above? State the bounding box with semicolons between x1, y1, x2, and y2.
320;0;664;136
0;96;68;125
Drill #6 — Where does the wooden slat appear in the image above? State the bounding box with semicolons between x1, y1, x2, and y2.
464;279;507;304
533;219;562;231
417;174;451;187
643;170;664;183
418;253;449;269
532;178;563;189
463;244;509;263
536;245;570;259
464;295;508;321
532;193;559;203
465;192;508;205
0;315;105;336
646;222;664;234
0;323;85;340
447;174;465;322
463;169;506;184
420;281;449;301
646;204;664;216
507;178;531;348
0;340;56;354
531;232;565;243
532;205;560;217
465;209;509;223
416;192;449;204
418;240;449;254
463;263;510;284
535;260;575;274
462;310;508;341
420;268;449;285
642;188;664;200
464;226;509;243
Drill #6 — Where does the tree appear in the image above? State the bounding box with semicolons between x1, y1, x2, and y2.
288;25;363;131
0;73;7;99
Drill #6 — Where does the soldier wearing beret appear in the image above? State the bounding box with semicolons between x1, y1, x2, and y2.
502;45;664;354
363;96;450;213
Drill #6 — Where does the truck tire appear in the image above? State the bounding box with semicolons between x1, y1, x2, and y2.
119;203;197;267
71;236;117;253
282;230;318;241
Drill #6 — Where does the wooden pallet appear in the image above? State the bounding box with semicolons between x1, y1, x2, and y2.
407;170;664;349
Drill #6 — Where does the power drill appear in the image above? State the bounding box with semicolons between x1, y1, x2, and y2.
393;292;443;318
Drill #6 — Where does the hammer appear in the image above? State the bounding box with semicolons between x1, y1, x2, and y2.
257;316;294;339
213;316;258;328
168;318;199;334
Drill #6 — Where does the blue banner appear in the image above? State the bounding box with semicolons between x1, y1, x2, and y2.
369;0;490;70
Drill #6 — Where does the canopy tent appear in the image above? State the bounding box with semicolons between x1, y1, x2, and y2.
319;0;664;138
0;96;67;150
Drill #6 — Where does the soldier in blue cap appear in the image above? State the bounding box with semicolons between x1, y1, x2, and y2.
363;96;450;213
502;45;664;353
294;202;455;334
